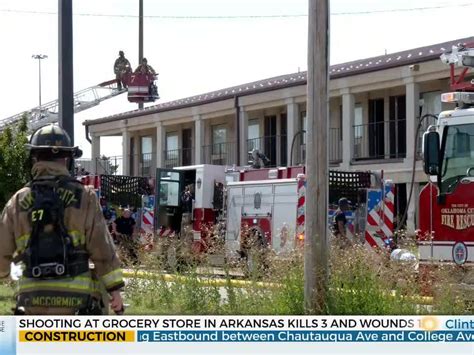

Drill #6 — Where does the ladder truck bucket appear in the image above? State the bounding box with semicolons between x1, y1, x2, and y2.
124;73;160;103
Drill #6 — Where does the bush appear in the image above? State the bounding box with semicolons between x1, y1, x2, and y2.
0;115;30;209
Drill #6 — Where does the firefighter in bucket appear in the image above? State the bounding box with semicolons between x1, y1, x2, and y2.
0;124;124;315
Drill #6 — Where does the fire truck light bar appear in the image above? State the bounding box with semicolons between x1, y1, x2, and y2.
441;92;474;104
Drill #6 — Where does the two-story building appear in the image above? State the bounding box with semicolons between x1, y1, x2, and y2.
83;36;474;231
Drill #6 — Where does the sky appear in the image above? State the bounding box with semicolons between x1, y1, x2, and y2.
0;0;472;158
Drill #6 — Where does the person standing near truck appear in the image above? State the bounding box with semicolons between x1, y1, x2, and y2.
332;197;354;248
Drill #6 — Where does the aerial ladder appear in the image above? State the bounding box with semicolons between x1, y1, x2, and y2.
439;43;474;91
0;79;126;132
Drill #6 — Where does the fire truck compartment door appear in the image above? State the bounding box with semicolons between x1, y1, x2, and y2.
242;185;273;216
155;168;184;231
226;186;243;258
156;169;183;208
271;183;298;253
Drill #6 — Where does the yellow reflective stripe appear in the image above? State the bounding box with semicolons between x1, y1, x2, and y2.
16;234;30;252
19;275;93;292
69;230;86;247
15;230;85;252
101;269;123;288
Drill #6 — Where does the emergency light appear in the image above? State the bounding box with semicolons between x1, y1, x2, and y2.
441;92;474;105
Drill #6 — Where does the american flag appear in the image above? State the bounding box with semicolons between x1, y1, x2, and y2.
365;183;395;249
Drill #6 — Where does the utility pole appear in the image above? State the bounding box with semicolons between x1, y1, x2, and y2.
305;0;329;313
32;54;48;111
138;0;144;110
58;0;74;144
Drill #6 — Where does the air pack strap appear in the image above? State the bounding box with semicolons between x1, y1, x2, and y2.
23;253;90;279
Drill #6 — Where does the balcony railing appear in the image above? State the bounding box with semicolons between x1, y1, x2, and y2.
202;142;236;166
140;153;154;176
353;119;406;160
246;135;287;167
164;148;194;168
294;128;342;165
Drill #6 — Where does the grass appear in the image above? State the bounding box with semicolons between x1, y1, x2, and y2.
124;249;305;315
123;237;472;315
0;282;15;315
0;236;471;315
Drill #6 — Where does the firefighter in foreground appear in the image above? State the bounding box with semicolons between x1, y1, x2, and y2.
0;124;124;315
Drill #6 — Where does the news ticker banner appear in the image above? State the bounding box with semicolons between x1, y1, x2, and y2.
1;316;474;355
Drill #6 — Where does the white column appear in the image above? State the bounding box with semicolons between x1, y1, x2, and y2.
133;133;140;176
194;115;203;164
361;94;369;158
405;79;420;164
341;91;355;169
405;79;420;231
90;134;100;175
239;109;249;166
276;112;282;165
156;122;164;168
286;100;298;166
122;129;130;176
383;91;390;159
406;182;419;233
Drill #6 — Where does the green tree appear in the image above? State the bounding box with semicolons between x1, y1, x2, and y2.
0;114;30;209
99;155;119;175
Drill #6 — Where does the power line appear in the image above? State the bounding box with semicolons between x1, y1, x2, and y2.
0;3;472;19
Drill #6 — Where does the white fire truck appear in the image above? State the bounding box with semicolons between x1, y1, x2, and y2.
419;43;474;268
154;164;395;258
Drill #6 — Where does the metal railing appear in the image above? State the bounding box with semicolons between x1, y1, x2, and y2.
294;128;342;165
353;119;406;160
140;153;154;176
202;142;236;166
246;135;287;167
329;128;342;163
164;148;194;168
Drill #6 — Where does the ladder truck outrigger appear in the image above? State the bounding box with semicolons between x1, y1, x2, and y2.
419;43;474;272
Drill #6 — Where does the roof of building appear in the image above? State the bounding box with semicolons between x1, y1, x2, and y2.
85;36;474;126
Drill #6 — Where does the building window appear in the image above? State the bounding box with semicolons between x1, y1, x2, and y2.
368;98;385;159
300;111;307;143
166;132;179;151
164;132;179;168
354;104;363;138
353;104;363;159
141;136;153;154
140;136;153;175
339;105;343;140
212;124;227;155
299;111;307;164
248;119;260;151
212;124;227;145
389;95;406;159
